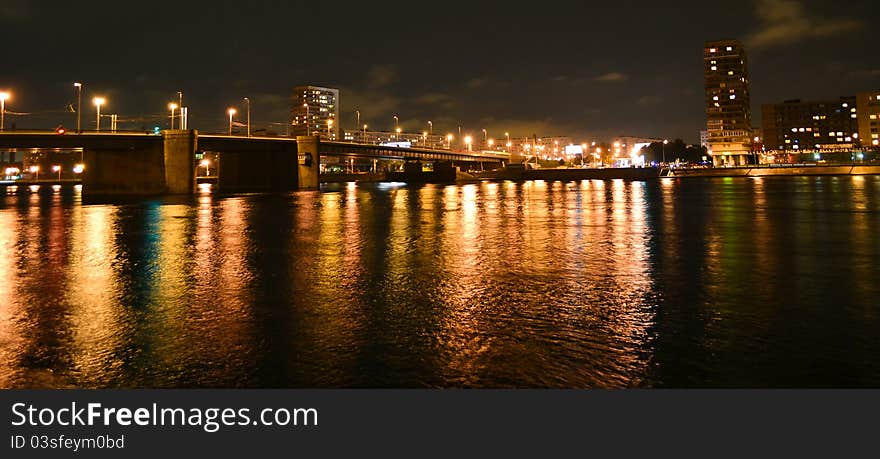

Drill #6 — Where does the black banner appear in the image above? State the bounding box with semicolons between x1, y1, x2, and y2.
1;390;877;457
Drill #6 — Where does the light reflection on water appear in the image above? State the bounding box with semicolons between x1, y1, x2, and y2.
1;177;879;388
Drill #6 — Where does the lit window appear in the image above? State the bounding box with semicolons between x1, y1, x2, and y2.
711;66;717;71
709;48;717;53
871;115;878;120
852;114;858;119
730;95;736;99
799;128;805;132
726;46;733;51
842;103;848;108
728;71;734;76
791;128;798;133
845;137;852;142
713;96;719;101
874;140;879;146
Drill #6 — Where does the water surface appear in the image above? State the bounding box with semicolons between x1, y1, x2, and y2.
1;177;878;388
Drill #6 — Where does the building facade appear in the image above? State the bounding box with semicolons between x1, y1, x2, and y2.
292;85;339;140
857;91;880;148
704;40;753;166
761;97;859;153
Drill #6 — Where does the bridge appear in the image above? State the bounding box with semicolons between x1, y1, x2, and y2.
0;131;508;196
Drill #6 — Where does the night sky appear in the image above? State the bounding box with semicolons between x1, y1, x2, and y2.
2;0;877;142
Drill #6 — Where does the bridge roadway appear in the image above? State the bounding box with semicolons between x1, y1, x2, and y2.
0;131;508;196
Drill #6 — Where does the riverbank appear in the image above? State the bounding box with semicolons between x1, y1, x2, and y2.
669;164;880;178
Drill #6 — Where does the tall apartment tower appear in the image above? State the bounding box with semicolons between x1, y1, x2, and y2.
292;85;340;140
704;40;753;166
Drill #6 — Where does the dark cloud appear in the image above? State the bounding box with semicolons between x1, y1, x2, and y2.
594;72;629;83
748;0;862;49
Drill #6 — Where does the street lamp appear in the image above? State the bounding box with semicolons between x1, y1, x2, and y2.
303;103;309;135
93;97;106;131
0;91;9;131
393;115;399;134
244;97;251;137
168;103;179;129
396;127;402;140
73;164;84;174
52;165;61;180
488;139;495;149
200;159;211;176
74;83;83;133
428;120;433;135
464;135;473;152
227;108;237;135
446;134;454;149
29;165;39;180
327;119;334;138
662;139;669;164
422;131;428;146
482;128;488;143
363;124;368;143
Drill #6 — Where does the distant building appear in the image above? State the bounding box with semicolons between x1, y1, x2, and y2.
761;97;859;153
704;39;753;166
857;91;880;148
292;85;339;140
700;130;709;149
342;129;447;149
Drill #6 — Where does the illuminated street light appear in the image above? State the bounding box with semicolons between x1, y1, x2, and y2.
244;97;251;137
363;124;368;143
488;139;495;149
428;120;433;135
29;165;40;180
93;97;106;131
74;83;83;133
200;159;211;176
446;133;454;149
73;164;85;174
464;135;473;152
662;139;669;164
168;102;179;129
396;127;402;139
393;115;399;134
227;108;237;135
52;165;61;180
0;91;11;131
422;131;428;145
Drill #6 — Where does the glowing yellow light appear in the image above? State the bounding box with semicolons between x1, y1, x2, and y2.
92;97;106;107
228;108;237;115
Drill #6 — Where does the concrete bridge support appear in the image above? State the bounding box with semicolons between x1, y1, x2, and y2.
163;130;197;194
296;136;320;190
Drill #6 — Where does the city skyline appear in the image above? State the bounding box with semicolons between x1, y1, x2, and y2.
1;0;877;143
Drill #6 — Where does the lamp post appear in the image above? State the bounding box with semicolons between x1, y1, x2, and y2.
93;97;105;131
356;110;360;135
446;134;454;150
168;103;179;129
52;165;61;180
244;97;251;137
74;83;83;133
0;91;9;132
227;108;237;136
29;165;39;180
363;124;368;143
200;159;211;176
464;135;473;152
662;139;669;164
428;120;433;135
303;103;309;135
393;115;399;138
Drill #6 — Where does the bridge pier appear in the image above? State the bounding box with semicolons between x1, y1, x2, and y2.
296;136;320;190
163;130;197;194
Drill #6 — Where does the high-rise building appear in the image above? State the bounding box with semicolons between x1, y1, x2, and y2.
291;85;339;140
761;97;859;153
857;91;880;148
704;39;752;166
